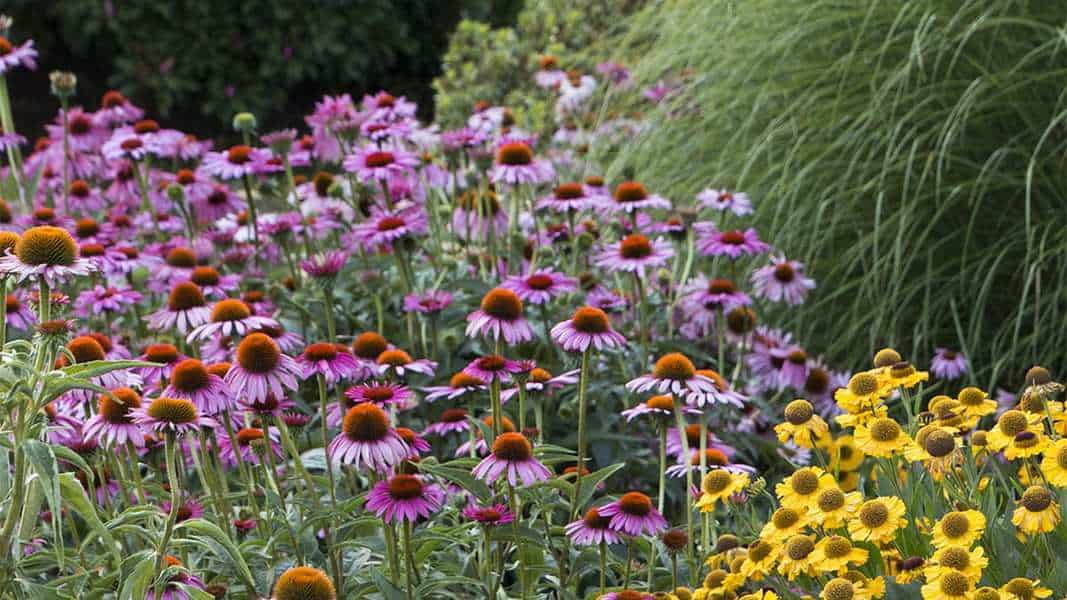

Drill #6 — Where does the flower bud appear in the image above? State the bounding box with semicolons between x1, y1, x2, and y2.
49;71;77;98
232;112;257;133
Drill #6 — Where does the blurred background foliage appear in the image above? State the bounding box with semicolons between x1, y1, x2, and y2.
437;0;1067;389
4;0;522;137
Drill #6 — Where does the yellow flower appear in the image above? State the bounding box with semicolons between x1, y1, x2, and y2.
924;545;987;584
854;417;912;457
695;469;748;512
829;435;865;471
812;535;869;575
956;386;997;420
1002;430;1050;461
848;496;907;544
739;539;778;581
1039;438;1067;487
776;467;835;512
999;578;1053;599
891;556;926;584
921;571;975;600
1011;486;1061;536
974;587;1003;600
837;470;860;492
985;410;1041;452
702;568;739;594
775;399;829;448
759;506;809;543
835;404;888;429
777;534;817;581
738;592;779;600
811;487;863;529
880;361;929;391
835;372;887;414
931;510;985;549
842;572;885;599
820;577;873;600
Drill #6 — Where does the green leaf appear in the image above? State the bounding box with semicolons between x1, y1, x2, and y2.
118;555;156;600
18;579;76;600
41;378;110;406
57;472;121;569
57;359;158;379
177;518;257;595
574;463;625;511
23;440;62;567
369;569;407;600
421;462;491;501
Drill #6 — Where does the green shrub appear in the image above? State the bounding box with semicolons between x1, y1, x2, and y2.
591;0;1067;388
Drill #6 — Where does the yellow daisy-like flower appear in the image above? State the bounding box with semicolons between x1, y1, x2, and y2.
739;591;780;600
835;372;887;415
931;510;985;549
921;571;975;600
924;545;987;584
848;496;907;544
854;417;913;458
1002;430;1050;461
702;568;740;595
956;386;997;420
969;430;992;459
739;539;779;581
777;534;818;581
907;424;955;462
880;361;929;391
837;469;860;492
872;347;903;369
892;556;926;584
776;467;836;512
1011;486;1061;536
811;487;863;529
820;577;873;600
973;587;1003;600
829;435;865;471
1039;438;1067;487
999;578;1053;599
985;410;1041;452
835;403;889;429
775;399;829;449
842;571;885;599
812;535;869;575
695;469;749;512
759;506;809;543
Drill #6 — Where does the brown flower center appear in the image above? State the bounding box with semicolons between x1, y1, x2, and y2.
342;403;390;442
1021;486;1053;512
554;182;584;199
146;397;198;424
273;566;336;600
365;151;395;168
304;342;338;362
496;142;533;166
145;343;180;364
171;359;210;392
618;491;653;516
859;501;889;528
236;333;281;374
847;373;879;396
68;336;106;363
571;306;611;334
388;474;423;499
211;299;252;322
16;226;77;267
227;145;253;164
614;181;648;203
353;332;388;359
98;388;142;424
480;288;523;321
492;432;533;461
652;353;696;381
618;233;653;259
168;282;206;311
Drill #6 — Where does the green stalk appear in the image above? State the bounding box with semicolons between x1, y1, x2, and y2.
317;374;344;591
154;433;181;600
570;349;591;521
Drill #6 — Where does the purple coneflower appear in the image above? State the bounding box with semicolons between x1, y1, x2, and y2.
328;403;409;473
73;285;141;318
226;333;301;403
595;233;674;273
158;499;204;524
550;306;627;353
627;353;721;402
666;449;755;478
599;491;668;536
376;348;437;378
771;346;811;390
537;182;592;213
200;145;271;180
395;427;431;456
349;207;427;251
463;503;515;526
422;407;472;437
621;394;701;423
149;556;207;600
195;183;244;223
186;299;277;343
697;188;754;216
298;342;359;383
466;287;535;345
605;181;671;214
131;397;216;436
95;90;144;126
751;256;815;305
300;250;348;279
5;293;36;330
502;269;577;305
0;226;95;284
931;348;968;380
0;36;37;73
82;387;145;448
366;474;446;524
666;424;736;459
489;140;554;185
137;343;186;389
684;276;752;312
186;266;240;300
423;371;486;402
501;367;579;402
696;225;770;259
343;145;419;184
565;507;623;546
402;289;453;314
463;354;524;384
689;369;747;409
163;358;233;416
472;432;551;486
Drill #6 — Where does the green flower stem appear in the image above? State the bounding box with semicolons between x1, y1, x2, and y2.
509;483;527;598
570;348;591;521
402;521;416;600
154;433;181;600
673;407;696;582
599;540;608;596
59;97;70;213
126;441;148;504
0;76;27;210
316;373;344;593
241;174;261;267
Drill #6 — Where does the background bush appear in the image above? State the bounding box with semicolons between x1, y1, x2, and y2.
438;0;1067;389
4;0;522;136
